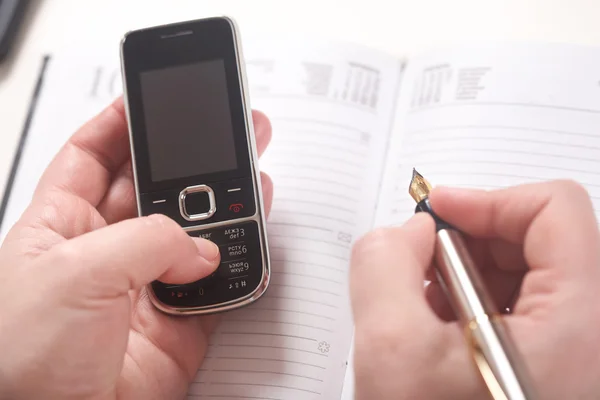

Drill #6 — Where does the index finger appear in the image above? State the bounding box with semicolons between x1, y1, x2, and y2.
429;180;600;277
33;97;130;207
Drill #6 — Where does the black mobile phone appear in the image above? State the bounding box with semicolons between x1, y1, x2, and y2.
119;16;270;315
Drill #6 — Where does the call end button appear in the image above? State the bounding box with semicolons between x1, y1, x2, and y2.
179;185;216;221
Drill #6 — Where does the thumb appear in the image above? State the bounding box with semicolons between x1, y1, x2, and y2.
42;214;220;298
349;212;437;327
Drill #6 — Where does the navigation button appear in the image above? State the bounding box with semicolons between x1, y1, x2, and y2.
185;191;211;215
179;185;216;221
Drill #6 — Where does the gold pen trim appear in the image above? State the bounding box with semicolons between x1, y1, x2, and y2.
466;314;509;400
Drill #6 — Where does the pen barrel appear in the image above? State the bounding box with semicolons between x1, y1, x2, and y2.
434;229;496;322
468;314;538;400
434;229;538;400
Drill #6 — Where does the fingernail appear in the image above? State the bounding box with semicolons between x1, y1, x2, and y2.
192;238;220;262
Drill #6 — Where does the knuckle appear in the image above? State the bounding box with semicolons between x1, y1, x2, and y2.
51;241;82;265
261;114;273;139
355;317;408;360
260;171;271;183
142;214;190;250
144;214;179;231
352;226;414;264
353;227;397;257
550;179;595;211
260;172;273;192
368;321;401;347
254;109;272;131
552;179;589;199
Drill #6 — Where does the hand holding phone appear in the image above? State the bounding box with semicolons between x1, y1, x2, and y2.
120;17;270;315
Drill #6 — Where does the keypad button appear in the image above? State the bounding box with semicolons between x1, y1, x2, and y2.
219;259;250;278
140;189;182;222
220;178;255;219
222;226;247;242
223;242;248;259
151;220;264;309
179;185;216;221
206;177;256;222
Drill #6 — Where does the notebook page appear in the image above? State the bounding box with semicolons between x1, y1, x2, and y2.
0;49;121;242
192;37;403;400
0;36;404;399
375;42;600;227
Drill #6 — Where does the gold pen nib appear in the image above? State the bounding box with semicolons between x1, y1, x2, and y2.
408;168;432;203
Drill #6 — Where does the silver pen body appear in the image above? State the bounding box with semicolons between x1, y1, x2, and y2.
434;229;538;400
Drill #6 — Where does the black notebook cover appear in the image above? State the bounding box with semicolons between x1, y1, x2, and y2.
0;54;50;232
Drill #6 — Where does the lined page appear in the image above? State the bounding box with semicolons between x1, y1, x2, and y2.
190;36;403;400
375;42;600;227
0;36;404;399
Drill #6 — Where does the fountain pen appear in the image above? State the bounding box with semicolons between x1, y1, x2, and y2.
408;169;538;400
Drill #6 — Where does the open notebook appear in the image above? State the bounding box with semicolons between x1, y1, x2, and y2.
2;34;600;399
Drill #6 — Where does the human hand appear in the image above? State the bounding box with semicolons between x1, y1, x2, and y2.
349;180;600;399
0;97;273;400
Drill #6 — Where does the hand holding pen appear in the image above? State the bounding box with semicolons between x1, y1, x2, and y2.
348;177;600;400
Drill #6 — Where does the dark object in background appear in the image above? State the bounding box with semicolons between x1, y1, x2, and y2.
0;0;30;62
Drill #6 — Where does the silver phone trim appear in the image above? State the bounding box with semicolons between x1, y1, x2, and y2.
119;15;271;316
178;184;217;221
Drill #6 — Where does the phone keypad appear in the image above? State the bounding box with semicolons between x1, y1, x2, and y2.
150;220;265;309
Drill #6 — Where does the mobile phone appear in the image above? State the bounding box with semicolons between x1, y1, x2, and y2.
119;17;270;315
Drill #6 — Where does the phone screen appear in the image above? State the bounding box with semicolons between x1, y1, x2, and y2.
139;59;238;182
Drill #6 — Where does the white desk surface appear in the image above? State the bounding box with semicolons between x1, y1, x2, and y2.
1;0;600;195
